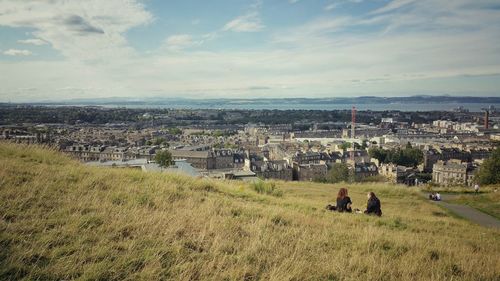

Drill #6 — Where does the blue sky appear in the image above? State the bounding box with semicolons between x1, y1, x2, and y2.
0;0;499;102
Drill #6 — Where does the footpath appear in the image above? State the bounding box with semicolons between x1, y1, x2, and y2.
425;193;500;229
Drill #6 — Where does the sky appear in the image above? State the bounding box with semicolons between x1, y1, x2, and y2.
0;0;500;102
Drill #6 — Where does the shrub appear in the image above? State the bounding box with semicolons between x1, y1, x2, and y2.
327;163;350;183
249;181;283;197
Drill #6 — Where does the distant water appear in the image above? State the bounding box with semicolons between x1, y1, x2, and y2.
85;102;499;112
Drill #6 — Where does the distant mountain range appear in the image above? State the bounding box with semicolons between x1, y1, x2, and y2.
30;95;500;106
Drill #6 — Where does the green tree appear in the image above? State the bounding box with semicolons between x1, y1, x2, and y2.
155;150;173;168
369;147;388;163
153;137;167;146
369;147;423;167
361;140;369;150
339;142;351;152
168;127;183;135
327;163;350;183
475;147;500;185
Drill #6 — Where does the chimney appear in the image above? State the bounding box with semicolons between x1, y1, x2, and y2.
351;106;356;139
485;110;489;129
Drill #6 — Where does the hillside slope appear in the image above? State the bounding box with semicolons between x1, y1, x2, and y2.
0;143;499;281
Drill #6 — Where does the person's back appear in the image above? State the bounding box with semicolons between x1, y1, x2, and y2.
336;196;352;213
336;188;352;213
365;192;382;216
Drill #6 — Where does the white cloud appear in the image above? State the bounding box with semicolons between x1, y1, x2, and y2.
223;11;264;32
0;0;499;101
324;4;338;11
370;0;416;15
164;34;199;51
3;49;32;56
0;0;152;62
17;38;47;45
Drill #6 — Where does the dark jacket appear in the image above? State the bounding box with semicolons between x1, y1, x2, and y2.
336;196;352;213
365;197;382;216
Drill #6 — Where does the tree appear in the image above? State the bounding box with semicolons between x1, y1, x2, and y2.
339;142;351;152
168;127;183;135
475;147;500;185
327;163;350;183
155;150;173;168
369;147;388;163
353;142;361;150
368;147;423;167
153;137;167;146
361;140;369;150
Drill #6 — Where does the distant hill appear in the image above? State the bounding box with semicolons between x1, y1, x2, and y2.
0;143;499;280
18;95;500;107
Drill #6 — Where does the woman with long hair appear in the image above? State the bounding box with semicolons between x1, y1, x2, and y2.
336;188;352;213
364;192;382;216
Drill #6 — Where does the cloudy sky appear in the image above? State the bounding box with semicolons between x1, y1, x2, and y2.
0;0;500;102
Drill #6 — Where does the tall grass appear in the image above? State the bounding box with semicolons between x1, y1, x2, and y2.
0;142;499;280
249;180;283;197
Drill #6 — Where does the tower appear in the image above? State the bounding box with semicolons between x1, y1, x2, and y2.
351;106;356;138
484;110;489;129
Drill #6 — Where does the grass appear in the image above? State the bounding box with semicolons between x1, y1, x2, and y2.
0;142;499;281
448;192;500;220
249;180;283;197
422;185;498;194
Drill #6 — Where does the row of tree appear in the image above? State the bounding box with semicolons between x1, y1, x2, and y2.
368;144;423;168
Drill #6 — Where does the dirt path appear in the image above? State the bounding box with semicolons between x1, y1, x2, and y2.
422;193;500;229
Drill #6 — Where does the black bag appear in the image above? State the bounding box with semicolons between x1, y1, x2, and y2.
326;204;337;211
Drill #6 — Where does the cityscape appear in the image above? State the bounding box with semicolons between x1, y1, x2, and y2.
1;102;498;186
1;0;499;280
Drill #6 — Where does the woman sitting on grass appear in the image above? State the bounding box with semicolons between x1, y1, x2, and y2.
336;188;352;213
364;192;382;216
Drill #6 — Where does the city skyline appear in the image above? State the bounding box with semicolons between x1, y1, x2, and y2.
1;0;500;102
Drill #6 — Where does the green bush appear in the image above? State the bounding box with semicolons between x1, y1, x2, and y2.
249;181;283;197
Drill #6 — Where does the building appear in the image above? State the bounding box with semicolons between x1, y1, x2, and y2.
350;162;379;181
378;163;417;184
432;160;476;186
169;148;234;170
170;150;216;170
250;160;293;181
213;149;234;169
293;163;328;181
344;150;371;164
293;151;321;165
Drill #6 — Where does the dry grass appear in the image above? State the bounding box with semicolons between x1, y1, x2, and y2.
450;192;500;220
0;142;499;281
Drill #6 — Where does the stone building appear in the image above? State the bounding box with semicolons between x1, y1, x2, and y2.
293;163;328;181
378;163;417;184
432;160;476;186
250;160;293;181
293;150;321;165
344;150;371;164
170;150;216;170
350;162;378;181
213;149;234;169
170;148;234;170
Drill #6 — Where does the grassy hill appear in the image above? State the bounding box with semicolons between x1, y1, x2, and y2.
0;143;499;281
